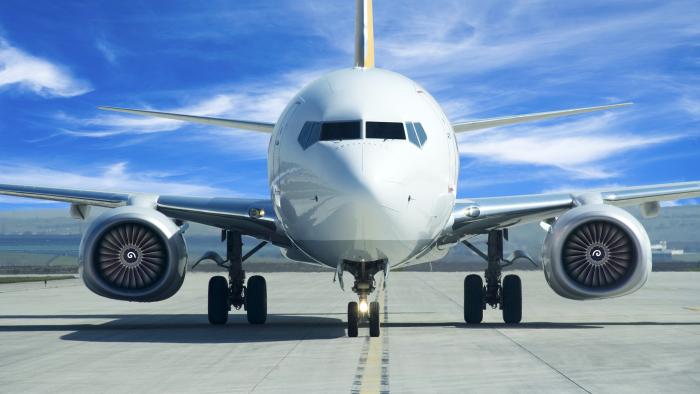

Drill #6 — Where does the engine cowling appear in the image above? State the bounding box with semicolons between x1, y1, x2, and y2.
79;206;188;302
542;204;651;300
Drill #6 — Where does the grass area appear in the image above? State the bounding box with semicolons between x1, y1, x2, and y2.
0;275;75;284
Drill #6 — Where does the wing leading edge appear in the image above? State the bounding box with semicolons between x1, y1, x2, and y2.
444;181;700;243
451;102;632;133
0;183;287;245
98;106;275;133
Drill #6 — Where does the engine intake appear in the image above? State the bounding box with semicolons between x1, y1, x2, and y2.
542;204;651;300
562;220;635;288
96;223;168;290
80;207;188;302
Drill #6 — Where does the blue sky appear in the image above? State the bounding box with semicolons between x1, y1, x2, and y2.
0;0;699;209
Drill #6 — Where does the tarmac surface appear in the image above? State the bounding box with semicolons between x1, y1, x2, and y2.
0;271;699;393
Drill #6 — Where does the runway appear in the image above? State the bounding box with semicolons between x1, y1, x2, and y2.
1;271;699;393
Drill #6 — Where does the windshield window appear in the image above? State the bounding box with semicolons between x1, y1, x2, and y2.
320;121;362;141
406;122;420;147
414;122;428;146
405;122;428;148
298;121;321;150
366;122;405;140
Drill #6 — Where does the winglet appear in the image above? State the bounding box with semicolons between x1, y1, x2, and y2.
354;0;375;68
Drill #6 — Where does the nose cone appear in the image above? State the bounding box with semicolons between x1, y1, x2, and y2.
318;142;407;242
333;142;407;215
280;141;424;264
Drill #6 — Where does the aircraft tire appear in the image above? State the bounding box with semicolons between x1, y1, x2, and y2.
348;302;359;337
246;275;267;324
369;301;380;337
464;274;484;324
208;276;229;325
502;274;522;324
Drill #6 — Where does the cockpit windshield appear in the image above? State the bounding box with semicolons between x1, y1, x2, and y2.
366;122;405;140
320;121;362;141
297;120;426;150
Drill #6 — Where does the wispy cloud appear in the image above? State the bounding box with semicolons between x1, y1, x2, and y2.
679;96;700;119
95;36;120;65
0;161;235;204
0;37;91;97
457;113;679;179
377;2;699;76
57;68;327;158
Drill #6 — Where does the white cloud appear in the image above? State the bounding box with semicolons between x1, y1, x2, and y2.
457;113;679;179
58;68;327;158
95;36;119;65
541;183;625;195
679;96;700;119
0;37;91;97
374;2;699;77
0;161;236;205
661;199;699;207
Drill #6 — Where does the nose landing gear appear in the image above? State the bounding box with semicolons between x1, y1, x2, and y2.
344;260;385;337
347;298;381;337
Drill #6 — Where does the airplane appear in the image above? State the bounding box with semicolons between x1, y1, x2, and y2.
2;0;700;338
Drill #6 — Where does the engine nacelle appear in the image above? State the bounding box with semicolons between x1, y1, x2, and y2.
542;204;651;300
79;206;188;302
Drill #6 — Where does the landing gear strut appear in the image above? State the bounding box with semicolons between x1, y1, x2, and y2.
462;230;522;324
207;230;267;325
344;260;385;337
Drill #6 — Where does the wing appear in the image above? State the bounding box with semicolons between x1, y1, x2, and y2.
451;103;631;133
442;181;700;243
98;106;275;133
0;183;289;246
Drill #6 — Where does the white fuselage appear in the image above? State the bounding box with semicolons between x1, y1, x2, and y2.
269;68;459;268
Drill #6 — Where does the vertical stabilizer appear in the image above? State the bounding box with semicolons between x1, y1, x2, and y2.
354;0;375;68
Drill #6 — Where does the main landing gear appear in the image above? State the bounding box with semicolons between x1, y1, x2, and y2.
344;260;385;337
462;230;522;324
204;230;268;325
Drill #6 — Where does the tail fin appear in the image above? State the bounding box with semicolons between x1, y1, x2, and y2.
354;0;375;68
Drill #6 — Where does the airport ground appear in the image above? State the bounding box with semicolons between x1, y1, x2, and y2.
0;271;699;393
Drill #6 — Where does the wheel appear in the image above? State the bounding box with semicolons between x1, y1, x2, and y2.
502;274;522;324
369;301;380;337
208;276;229;324
464;274;484;324
347;302;359;337
246;275;267;324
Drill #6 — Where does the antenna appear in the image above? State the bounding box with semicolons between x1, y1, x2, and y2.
354;0;375;68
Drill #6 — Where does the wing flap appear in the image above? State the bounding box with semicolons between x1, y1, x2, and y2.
452;103;632;133
98;106;275;133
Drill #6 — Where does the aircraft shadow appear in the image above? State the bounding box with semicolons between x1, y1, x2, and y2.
384;321;700;329
0;314;346;343
1;314;698;343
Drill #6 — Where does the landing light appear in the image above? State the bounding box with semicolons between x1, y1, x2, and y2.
248;208;265;219
359;300;368;313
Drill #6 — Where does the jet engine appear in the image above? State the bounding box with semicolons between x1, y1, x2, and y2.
79;206;188;302
542;204;652;300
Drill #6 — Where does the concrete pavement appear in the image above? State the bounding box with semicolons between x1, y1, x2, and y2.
1;271;699;393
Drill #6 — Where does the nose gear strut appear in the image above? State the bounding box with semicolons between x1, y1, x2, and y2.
343;259;386;337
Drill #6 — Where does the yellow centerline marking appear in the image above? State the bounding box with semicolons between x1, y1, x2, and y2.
359;285;386;393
